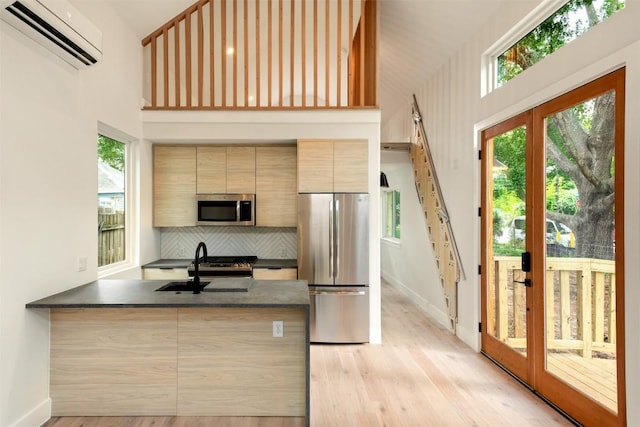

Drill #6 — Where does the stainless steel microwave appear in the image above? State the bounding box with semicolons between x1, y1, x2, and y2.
196;194;255;226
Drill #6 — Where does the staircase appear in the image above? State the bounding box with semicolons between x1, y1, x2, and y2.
409;95;464;333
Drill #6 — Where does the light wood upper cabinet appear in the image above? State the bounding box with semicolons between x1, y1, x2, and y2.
297;139;368;193
297;141;333;193
154;146;197;227
333;140;368;192
196;146;255;194
226;147;256;193
256;146;297;227
196;147;226;194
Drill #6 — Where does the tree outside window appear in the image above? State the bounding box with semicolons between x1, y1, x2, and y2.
383;190;400;240
498;0;625;86
98;134;126;267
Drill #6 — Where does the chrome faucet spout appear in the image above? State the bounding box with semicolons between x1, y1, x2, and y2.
193;241;208;294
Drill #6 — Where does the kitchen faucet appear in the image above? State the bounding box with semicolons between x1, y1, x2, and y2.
192;241;208;294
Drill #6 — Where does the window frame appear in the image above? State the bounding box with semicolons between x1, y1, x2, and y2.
97;122;139;277
381;188;401;244
481;0;618;95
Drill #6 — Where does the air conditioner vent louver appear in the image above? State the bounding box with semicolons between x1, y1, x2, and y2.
2;0;102;68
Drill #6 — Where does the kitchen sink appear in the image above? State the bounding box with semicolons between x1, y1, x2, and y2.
155;281;210;292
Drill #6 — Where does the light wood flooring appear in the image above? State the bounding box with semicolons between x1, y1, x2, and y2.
43;279;573;427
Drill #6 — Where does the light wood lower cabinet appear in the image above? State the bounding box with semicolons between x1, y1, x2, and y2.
253;268;298;280
50;307;306;417
142;267;189;280
51;308;178;416
177;308;305;416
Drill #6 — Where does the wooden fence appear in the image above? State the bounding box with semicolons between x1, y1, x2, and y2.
98;212;125;267
490;256;616;359
141;0;378;109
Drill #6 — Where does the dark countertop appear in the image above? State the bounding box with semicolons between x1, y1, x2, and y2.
142;259;191;268
26;278;309;309
141;258;297;269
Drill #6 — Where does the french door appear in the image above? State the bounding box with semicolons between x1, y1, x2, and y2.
480;68;625;426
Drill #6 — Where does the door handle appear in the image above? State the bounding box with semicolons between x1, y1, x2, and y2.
310;290;367;296
514;278;532;287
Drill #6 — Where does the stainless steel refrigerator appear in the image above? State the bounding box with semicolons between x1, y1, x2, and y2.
298;193;369;343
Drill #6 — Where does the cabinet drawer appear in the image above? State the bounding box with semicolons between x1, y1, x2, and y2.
143;268;189;281
253;268;298;280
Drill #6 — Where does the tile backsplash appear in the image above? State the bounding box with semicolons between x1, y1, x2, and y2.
160;227;297;259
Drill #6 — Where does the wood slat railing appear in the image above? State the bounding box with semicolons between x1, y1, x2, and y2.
141;0;377;109
491;256;616;358
410;95;465;333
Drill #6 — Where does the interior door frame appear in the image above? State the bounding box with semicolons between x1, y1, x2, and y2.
480;68;626;427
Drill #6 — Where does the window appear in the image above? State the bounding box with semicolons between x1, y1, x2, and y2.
383;190;401;240
491;0;625;88
97;123;136;273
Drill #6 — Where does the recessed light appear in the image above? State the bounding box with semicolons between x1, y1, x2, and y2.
227;47;234;55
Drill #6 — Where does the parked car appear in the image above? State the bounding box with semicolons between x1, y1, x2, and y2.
511;216;575;248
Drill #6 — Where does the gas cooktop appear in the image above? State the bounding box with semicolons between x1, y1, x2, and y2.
187;256;257;276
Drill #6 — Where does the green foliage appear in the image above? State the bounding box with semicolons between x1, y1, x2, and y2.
493;126;526;200
498;0;625;85
546;173;578;215
493;241;526;256
98;134;125;172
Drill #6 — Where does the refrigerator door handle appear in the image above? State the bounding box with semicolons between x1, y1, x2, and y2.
329;200;334;278
310;290;367;296
335;199;340;277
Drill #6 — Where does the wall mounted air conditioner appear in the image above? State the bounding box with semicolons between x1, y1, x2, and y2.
1;0;102;68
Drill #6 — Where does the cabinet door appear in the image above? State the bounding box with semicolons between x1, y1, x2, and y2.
253;268;298;280
154;146;196;227
226;146;256;193
196;146;226;194
256;146;297;227
297;140;333;193
143;268;189;280
333;139;368;192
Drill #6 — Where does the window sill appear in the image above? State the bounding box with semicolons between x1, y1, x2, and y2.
381;237;401;248
98;260;137;279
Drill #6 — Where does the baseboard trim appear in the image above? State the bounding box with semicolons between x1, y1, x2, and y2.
8;397;50;427
381;272;450;329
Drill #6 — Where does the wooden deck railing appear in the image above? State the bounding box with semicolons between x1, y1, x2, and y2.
141;0;378;109
490;256;616;359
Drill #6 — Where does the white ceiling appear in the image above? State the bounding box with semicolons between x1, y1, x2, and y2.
106;0;515;126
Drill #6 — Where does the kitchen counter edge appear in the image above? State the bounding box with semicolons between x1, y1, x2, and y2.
141;258;298;269
25;279;309;309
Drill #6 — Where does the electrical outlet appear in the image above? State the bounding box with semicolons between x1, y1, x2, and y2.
177;245;186;258
77;256;87;272
273;320;284;337
280;246;287;258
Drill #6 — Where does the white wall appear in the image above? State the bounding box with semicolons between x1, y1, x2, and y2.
380;150;449;327
380;0;640;423
0;1;154;425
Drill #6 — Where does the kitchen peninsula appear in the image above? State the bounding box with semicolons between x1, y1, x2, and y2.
26;278;309;424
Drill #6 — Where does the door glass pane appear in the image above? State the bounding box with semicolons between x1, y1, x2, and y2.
544;92;617;412
487;126;528;356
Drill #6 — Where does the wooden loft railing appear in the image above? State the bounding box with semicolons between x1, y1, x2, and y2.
410;95;465;333
141;0;378;110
